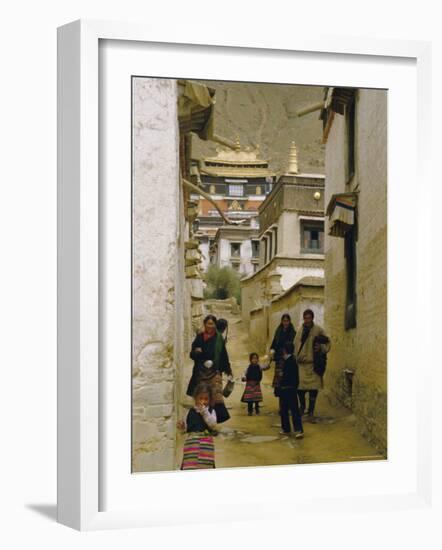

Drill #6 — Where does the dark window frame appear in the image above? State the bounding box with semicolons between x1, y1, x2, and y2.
300;220;325;254
268;232;273;262
230;242;241;258
346;95;356;184
344;223;357;330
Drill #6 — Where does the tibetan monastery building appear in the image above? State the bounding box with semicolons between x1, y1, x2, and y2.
192;138;275;276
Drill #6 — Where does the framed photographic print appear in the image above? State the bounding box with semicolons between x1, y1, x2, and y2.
57;19;432;530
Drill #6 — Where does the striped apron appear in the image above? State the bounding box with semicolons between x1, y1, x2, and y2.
181;432;215;470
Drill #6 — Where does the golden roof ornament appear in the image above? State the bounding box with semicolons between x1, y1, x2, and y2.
228;199;242;211
287;141;299;174
199;139;274;178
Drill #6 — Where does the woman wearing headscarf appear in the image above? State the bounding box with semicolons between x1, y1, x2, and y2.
186;315;233;423
269;313;296;396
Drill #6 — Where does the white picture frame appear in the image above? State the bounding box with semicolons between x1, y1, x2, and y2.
57;19;432;531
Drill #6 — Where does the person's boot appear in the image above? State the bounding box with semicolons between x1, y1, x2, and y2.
306;397;317;423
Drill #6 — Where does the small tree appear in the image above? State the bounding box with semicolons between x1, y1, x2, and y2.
204;265;241;304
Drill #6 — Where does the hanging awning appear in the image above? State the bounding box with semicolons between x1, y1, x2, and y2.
320;87;356;143
326;192;357;237
329;87;356;115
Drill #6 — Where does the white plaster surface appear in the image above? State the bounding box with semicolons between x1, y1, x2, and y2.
217;237;255;276
132;77;181;472
278;265;324;290
199;240;210;271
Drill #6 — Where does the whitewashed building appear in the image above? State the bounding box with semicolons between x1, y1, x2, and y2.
192;141;274;274
211;217;261;277
241;142;326;330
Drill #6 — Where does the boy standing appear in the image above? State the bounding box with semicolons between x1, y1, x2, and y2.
278;342;304;438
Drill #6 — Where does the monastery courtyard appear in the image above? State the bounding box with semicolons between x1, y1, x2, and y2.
210;304;384;469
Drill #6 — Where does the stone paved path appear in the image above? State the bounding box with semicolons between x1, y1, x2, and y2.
212;309;385;469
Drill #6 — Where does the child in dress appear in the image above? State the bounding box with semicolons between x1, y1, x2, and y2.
241;353;270;415
178;383;217;470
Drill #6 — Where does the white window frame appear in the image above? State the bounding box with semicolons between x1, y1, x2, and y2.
228;183;244;197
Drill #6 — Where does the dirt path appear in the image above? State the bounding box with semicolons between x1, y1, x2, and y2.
213;309;384;469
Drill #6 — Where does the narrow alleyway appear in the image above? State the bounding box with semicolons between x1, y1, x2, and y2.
211;307;384;469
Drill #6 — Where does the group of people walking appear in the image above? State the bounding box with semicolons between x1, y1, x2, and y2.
178;310;330;470
269;310;330;436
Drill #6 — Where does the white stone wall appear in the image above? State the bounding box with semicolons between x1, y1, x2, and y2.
241;260;324;326
199;239;210;271
132;77;183;472
278;265;324;291
279;211;300;255
240;239;254;277
218;238;231;268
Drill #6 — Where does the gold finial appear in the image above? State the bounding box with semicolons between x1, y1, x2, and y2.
287;141;298;174
235;135;241;151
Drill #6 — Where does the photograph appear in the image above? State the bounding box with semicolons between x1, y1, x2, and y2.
131;77;387;473
1;0;439;540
